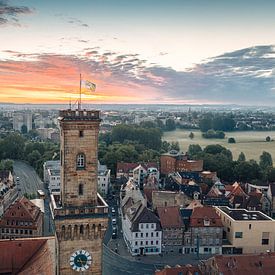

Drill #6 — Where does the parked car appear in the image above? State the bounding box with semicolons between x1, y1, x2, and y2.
112;226;117;239
111;207;116;216
112;218;116;225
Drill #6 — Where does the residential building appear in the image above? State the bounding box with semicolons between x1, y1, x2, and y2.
200;252;275;275
122;200;162;256
0;170;18;216
98;162;111;197
160;151;203;175
144;174;159;206
155;265;202;275
152;191;192;210
43;160;61;195
0;237;56;274
216;206;275;254
116;162;158;179
266;183;275;218
157;206;184;253
0;197;43;239
13;112;32;132
183;206;223;255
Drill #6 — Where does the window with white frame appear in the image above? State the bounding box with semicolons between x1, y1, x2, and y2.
77;153;85;169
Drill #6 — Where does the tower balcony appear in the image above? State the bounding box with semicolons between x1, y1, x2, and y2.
50;192;108;220
58;109;100;121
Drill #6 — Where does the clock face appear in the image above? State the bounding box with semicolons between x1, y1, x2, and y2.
70;249;92;272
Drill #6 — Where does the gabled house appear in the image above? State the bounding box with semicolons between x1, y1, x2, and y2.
157;206;184;254
122;200;162;256
0;197;43;239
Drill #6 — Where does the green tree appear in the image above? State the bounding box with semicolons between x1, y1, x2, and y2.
165;119;176;131
188;144;202;158
199;118;212;132
170;141;180;151
237;152;246;162
267;167;275;182
228;137;236;143
189;132;194;139
21;124;28;134
259;151;273;170
0;133;25;159
27;150;41;166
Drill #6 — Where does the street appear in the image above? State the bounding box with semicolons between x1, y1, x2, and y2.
13;161;54;236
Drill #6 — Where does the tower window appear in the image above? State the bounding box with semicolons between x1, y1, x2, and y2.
79;130;84;137
77;153;85;169
79;183;84;196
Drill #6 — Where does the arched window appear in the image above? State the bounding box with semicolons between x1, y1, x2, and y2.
80;224;84;235
79;183;84;196
76;153;85;169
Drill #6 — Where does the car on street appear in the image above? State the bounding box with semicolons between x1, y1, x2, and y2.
112;218;116;225
111;207;116;216
112;225;117;239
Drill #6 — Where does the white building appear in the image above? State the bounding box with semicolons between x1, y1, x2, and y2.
133;165;159;189
97;162;111;197
43;161;60;195
122;201;162;256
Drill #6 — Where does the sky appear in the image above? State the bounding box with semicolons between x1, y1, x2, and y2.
0;0;275;105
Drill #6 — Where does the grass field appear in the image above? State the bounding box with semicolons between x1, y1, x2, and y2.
162;129;275;161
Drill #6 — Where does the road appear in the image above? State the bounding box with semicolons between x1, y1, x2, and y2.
103;245;157;275
13;161;54;236
13;161;44;196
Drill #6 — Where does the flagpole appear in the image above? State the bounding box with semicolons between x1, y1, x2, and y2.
79;73;82;110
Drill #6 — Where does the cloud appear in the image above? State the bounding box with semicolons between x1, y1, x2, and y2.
0;0;33;27
0;45;275;105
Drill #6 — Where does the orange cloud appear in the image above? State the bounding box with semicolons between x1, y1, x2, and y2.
0;53;160;104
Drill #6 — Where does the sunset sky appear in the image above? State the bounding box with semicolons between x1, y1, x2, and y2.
1;0;275;105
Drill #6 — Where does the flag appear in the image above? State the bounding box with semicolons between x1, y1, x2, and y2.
84;80;96;93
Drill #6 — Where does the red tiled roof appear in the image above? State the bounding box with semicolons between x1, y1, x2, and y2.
0;238;47;274
157;206;183;228
155;265;202;275
3;196;41;221
209;253;275;275
190;206;223;227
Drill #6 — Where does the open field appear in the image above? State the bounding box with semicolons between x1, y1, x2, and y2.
162;129;275;161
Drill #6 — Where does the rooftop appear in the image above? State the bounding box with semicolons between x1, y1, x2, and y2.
59;109;100;121
218;206;272;221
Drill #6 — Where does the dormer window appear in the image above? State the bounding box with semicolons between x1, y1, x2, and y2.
77;153;85;169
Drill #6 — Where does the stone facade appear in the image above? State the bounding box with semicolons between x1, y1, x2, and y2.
152;190;192;210
53;109;108;275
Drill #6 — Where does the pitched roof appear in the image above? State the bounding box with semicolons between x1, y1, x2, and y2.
3;196;41;221
209;253;275;275
0;237;56;274
155;265;202;275
131;206;161;232
117;162;158;173
190;206;223;227
157;206;183;228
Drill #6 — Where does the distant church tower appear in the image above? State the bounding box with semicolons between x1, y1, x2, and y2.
52;109;108;275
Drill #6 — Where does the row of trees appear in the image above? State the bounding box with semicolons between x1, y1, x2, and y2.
188;144;275;183
199;115;236;132
0;133;59;177
99;124;177;174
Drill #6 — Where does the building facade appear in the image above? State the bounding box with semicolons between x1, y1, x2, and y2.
97;162;110;198
157;206;184;254
216;206;275;254
122;201;162;256
51;109;108;275
0;197;43;239
183;206;223;255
